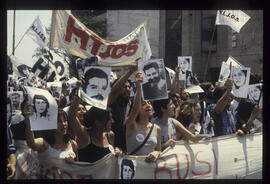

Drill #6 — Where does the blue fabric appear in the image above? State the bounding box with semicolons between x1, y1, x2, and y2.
208;104;236;137
7;121;16;157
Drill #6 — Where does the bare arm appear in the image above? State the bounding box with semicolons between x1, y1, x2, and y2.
170;66;181;94
107;58;140;106
23;104;48;152
7;153;16;180
173;119;203;142
125;72;143;136
215;78;233;114
68;84;89;148
242;105;260;132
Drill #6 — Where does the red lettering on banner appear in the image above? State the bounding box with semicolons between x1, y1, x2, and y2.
90;35;103;55
64;15;140;60
99;45;114;58
211;148;218;175
154;157;172;179
125;40;139;56
191;151;211;176
176;154;190;179
111;44;127;59
65;16;89;50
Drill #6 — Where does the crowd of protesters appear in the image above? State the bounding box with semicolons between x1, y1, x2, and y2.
6;56;263;180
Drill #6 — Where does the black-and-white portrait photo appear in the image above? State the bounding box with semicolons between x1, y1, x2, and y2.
231;67;250;98
129;81;137;97
24;86;58;131
178;56;192;81
248;83;263;108
82;66;111;106
218;62;230;86
47;81;62;100
139;59;168;100
118;158;136;179
8;91;23;113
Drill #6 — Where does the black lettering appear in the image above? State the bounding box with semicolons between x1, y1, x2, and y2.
31;58;50;79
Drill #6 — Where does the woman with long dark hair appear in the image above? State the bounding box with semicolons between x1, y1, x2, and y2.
125;72;161;162
68;79;122;163
24;104;78;161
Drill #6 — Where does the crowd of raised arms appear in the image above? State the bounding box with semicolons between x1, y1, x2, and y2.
6;58;263;180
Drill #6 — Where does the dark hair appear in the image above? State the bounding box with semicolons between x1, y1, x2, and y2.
33;94;49;118
236;99;255;123
153;98;171;118
212;86;227;103
120;159;135;179
83;106;112;132
58;109;70;144
199;82;213;100
41;109;70;146
177;99;199;127
83;68;108;92
143;62;159;74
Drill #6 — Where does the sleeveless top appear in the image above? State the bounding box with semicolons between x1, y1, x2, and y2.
151;116;177;144
126;123;158;156
39;140;76;160
78;135;112;163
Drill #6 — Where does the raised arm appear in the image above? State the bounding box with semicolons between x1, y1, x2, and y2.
125;72;143;136
242;105;260;132
215;78;234;114
107;58;140;106
68;80;89;148
170;66;181;94
23;103;48;152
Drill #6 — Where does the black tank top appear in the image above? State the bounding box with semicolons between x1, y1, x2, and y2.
78;135;111;163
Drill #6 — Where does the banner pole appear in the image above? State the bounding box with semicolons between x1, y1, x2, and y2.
203;24;216;82
12;10;16;55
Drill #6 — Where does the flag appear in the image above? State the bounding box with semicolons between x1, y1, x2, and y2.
225;56;243;68
25;17;48;47
50;10;152;66
215;10;250;33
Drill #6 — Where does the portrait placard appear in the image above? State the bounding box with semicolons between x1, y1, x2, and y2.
138;59;168;100
177;56;192;81
248;83;263;109
24;86;58;131
47;81;62;100
118;157;136;179
218;62;230;86
82;66;111;109
231;67;250;98
8;91;23;113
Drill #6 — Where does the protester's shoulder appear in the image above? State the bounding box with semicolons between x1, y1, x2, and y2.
153;123;161;131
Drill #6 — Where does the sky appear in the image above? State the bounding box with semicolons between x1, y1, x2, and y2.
7;10;52;67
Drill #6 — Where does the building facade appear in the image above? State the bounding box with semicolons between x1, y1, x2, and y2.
106;10;263;83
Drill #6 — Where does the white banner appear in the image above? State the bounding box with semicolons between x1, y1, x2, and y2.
215;10;251;33
25;17;48;48
14;133;262;179
50;10;152;66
